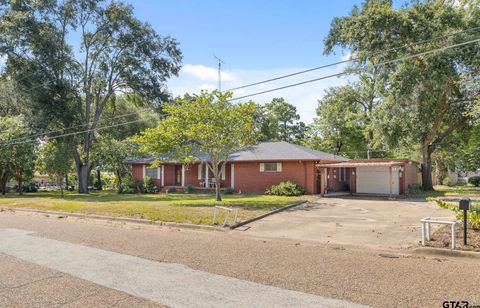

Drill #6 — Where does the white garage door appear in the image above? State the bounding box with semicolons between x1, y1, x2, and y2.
356;167;399;195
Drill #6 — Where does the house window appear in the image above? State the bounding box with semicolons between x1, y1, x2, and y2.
260;163;282;172
145;167;158;179
198;164;226;181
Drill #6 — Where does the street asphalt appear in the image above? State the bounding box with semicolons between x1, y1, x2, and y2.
0;210;479;307
0;228;363;308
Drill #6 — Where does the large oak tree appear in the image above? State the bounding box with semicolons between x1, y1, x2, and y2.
324;0;480;190
0;0;182;193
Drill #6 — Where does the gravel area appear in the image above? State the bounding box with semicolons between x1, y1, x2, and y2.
0;211;480;307
428;224;480;251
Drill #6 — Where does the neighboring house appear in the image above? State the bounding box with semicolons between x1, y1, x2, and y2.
126;141;419;196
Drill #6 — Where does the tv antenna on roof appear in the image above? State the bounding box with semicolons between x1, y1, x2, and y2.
213;54;225;92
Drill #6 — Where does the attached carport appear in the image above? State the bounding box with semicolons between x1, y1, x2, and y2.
316;159;419;197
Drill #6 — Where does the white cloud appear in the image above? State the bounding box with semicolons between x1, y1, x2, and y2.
168;64;353;124
182;64;236;82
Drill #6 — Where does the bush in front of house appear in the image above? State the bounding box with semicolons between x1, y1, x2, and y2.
186;184;195;193
265;181;305;196
407;183;423;195
223;187;234;194
143;176;157;193
468;176;480;187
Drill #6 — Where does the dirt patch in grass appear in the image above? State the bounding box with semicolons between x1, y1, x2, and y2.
427;224;480;252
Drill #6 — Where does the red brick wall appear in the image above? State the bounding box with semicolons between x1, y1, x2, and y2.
131;164;162;186
404;163;418;189
131;163;232;189
233;161;316;194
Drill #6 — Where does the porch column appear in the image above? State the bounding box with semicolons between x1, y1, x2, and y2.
320;168;326;197
231;163;235;189
161;165;164;186
389;166;393;198
205;166;209;187
181;165;185;187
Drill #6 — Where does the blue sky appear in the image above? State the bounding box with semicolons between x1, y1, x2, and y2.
126;0;363;69
124;0;387;123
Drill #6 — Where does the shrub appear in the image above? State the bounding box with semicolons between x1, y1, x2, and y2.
118;175;135;194
186;184;195;193
441;176;452;186
428;198;480;230
468;176;480;187
224;187;234;194
407;183;423;195
143;176;157;194
166;187;176;193
265;181;305;196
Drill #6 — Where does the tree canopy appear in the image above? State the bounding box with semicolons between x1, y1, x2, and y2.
135;91;256;201
0;0;182;193
324;0;480;189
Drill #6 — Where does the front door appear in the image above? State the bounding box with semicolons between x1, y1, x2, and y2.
174;165;182;185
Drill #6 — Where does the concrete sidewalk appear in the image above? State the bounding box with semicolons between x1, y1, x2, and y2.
0;228;366;308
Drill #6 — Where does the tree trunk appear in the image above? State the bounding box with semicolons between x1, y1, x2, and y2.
215;176;221;202
0;172;7;195
367;129;373;159
17;173;23;196
116;171;122;193
96;169;102;190
420;144;434;191
59;176;64;198
77;164;90;194
65;174;69;190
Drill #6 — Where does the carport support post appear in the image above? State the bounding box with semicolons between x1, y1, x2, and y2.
389;166;393;198
320;168;325;197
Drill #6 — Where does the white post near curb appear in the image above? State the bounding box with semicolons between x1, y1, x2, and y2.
213;206;239;227
421;217;456;250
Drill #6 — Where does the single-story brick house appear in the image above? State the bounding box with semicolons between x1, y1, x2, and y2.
126;141;419;196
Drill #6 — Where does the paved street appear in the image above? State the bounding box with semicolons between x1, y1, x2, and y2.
0;210;479;307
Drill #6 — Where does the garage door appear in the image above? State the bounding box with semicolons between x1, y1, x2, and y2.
356;167;399;195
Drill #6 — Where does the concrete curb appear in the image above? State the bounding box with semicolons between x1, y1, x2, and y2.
229;200;308;229
413;247;480;259
0;207;225;232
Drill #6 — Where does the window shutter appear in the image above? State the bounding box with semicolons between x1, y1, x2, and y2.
277;163;282;172
198;164;202;180
259;163;265;172
221;164;226;180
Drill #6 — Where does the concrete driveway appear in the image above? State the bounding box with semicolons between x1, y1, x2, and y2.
237;197;455;249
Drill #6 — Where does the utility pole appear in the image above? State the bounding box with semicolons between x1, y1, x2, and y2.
213;54;225;91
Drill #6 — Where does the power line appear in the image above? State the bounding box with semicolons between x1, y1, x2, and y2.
0;118;152;148
5;107;153;144
223;26;480;93
3;30;480;148
228;37;480;101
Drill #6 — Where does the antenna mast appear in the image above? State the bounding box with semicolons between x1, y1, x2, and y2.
213;54;225;92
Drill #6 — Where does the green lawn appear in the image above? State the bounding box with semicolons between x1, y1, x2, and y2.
410;185;480;199
0;191;306;225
